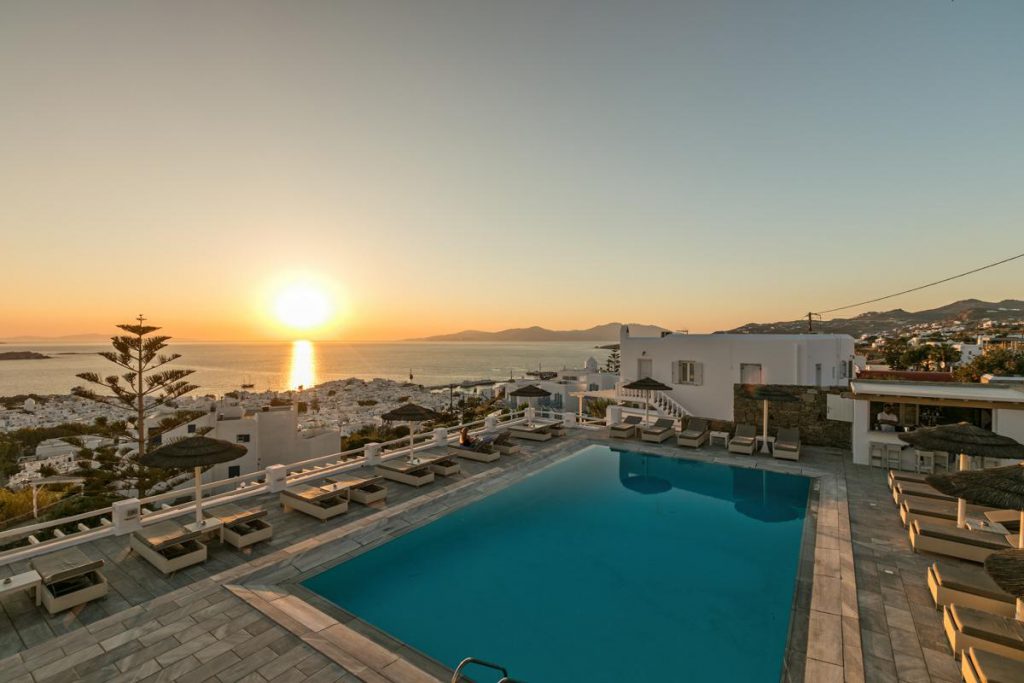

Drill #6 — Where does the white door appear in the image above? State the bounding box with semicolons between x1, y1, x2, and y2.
637;358;653;379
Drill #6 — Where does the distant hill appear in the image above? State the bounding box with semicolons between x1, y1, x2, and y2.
0;351;51;360
0;333;111;342
723;299;1024;336
409;323;670;342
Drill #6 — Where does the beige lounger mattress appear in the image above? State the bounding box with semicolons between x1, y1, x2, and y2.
932;562;1015;603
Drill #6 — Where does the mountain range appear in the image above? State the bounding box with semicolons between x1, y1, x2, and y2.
723;299;1024;336
408;323;670;342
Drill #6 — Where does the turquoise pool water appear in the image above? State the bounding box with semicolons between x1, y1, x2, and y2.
303;446;810;681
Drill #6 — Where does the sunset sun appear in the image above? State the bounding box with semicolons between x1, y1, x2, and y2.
274;283;331;331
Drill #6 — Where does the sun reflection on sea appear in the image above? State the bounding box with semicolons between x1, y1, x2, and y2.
288;340;316;390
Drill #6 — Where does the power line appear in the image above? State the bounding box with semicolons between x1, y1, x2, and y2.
812;250;1024;318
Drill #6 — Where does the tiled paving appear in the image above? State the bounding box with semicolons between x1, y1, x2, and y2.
0;430;968;682
840;462;967;683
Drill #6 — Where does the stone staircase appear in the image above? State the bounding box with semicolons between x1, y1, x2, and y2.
617;386;691;420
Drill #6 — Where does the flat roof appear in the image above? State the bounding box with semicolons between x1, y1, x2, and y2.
849;379;1024;404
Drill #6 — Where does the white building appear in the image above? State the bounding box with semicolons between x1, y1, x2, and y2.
955;341;984;366
153;397;340;480
504;357;618;414
846;380;1024;466
618;327;856;420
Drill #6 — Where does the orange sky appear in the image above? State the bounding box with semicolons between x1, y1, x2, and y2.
2;3;1022;341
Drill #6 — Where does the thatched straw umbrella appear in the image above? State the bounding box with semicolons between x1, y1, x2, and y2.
509;384;551;425
381;403;442;463
622;377;673;427
140;436;247;526
984;549;1024;621
927;463;1024;548
745;385;799;455
902;423;1024;527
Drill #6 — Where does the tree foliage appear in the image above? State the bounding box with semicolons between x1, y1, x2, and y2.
71;319;197;494
954;348;1024;383
604;348;621;373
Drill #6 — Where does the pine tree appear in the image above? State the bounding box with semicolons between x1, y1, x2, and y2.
72;316;198;492
604;347;621;373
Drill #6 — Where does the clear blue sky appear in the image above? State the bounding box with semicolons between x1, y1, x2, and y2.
2;1;1021;339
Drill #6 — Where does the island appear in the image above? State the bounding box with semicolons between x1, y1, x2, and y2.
0;351;51;361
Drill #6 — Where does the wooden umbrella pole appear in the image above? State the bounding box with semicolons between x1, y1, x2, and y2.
1019;509;1023;550
194;465;204;526
957;452;969;528
761;400;771;454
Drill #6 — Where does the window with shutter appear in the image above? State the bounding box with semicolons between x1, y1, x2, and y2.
674;361;699;384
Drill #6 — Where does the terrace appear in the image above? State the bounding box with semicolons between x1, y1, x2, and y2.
0;411;979;682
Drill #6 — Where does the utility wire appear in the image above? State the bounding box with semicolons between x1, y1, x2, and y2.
813;250;1024;317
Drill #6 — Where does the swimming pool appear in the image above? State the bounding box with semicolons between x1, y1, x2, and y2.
303;445;810;681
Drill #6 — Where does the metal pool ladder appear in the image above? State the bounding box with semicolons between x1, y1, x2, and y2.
451;657;525;683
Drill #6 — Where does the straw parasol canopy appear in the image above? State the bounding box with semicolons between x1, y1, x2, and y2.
927;463;1024;548
140;436;247;526
381;403;441;462
900;423;1024;459
744;386;799;455
381;403;441;423
509;385;551;425
984;550;1024;599
902;423;1024;527
622;377;672;426
983;549;1024;621
622;377;673;393
509;384;551;398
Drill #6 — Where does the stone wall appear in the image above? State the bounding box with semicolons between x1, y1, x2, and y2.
730;383;851;448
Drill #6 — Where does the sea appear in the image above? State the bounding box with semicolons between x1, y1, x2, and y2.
0;341;613;397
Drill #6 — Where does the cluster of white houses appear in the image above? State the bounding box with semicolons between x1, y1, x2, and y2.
8;326;1024;492
146;396;339;482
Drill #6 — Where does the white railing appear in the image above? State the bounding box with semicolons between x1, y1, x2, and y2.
0;409;570;566
616;384;691;419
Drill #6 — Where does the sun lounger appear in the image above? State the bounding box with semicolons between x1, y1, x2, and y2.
888;470;929;492
728;424;757;455
482;431;520;455
985;509;1021;531
892;481;955;506
900;496;998;528
375;459;436;487
640;418;676;443
773;428;801;461
909;520;1012;563
415;450;462;475
962;646;1024;683
323;476;388;505
29;547;108;614
609;415;642;439
508;422;553;441
927;562;1017;618
130;520;207;575
944;604;1024;662
543;419;566;436
677;419;710;448
280;484;350;521
448;442;501;463
206;503;273;549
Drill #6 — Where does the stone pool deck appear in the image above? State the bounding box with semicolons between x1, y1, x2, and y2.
0;430;963;682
